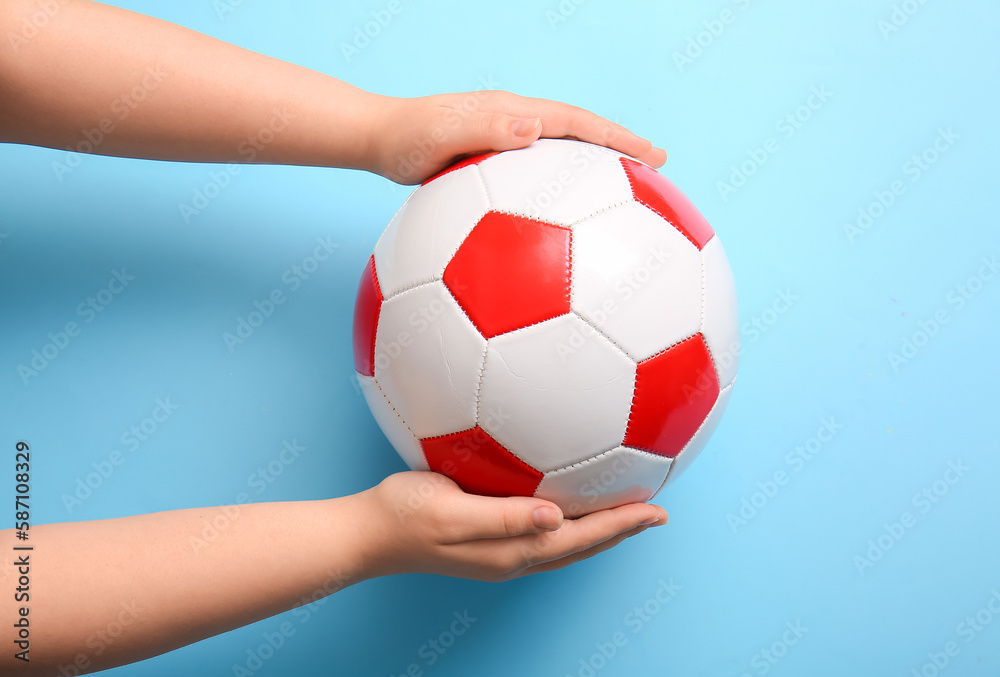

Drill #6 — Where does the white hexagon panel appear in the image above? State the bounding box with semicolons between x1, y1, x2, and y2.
478;139;633;226
373;281;486;440
535;446;674;518
355;373;427;471
372;164;489;298
353;139;738;515
572;201;703;361
477;314;637;472
662;383;734;487
701;236;740;388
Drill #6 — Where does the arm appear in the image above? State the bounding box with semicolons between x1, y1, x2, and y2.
1;472;666;674
0;0;666;184
0;3;669;672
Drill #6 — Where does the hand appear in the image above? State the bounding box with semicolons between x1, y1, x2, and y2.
368;90;668;184
354;471;668;582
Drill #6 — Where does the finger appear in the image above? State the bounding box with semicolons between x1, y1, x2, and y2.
478;93;662;161
435;109;542;162
635;145;668;168
519;523;653;576
485;502;667;570
436;493;565;543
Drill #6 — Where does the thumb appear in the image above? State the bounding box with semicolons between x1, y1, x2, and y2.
445;494;564;541
500;498;565;536
447;112;542;156
528;502;564;532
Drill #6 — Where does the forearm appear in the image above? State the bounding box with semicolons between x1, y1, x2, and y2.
0;496;371;675
0;0;384;169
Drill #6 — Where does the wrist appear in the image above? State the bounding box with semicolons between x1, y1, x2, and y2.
293;78;392;174
303;493;379;590
338;485;401;580
361;94;408;180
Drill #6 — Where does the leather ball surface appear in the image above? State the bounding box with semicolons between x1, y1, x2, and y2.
353;139;738;517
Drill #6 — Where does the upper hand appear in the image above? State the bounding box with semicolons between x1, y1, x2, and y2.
368;90;667;184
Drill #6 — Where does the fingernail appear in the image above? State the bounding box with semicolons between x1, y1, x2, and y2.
533;506;561;530
513;117;541;138
639;517;665;527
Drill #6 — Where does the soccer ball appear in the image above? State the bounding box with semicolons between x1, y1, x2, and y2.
353;139;738;517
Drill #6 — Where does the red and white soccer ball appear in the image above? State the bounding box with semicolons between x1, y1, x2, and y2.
353;139;738;517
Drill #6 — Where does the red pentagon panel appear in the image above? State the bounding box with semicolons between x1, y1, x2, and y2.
620;158;716;250
624;333;720;458
422;426;543;497
421;152;499;186
443;211;571;339
352;255;382;377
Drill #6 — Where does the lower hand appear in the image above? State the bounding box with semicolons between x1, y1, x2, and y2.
354;471;668;582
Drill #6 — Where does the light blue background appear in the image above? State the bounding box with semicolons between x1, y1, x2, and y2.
2;0;999;675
